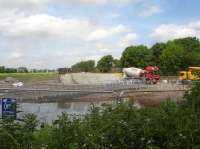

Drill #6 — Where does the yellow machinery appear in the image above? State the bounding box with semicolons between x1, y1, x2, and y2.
179;67;200;81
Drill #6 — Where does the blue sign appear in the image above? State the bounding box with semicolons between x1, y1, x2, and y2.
2;98;17;119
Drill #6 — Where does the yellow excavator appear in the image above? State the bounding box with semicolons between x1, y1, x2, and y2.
179;67;200;83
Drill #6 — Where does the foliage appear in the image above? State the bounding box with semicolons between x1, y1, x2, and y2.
152;37;200;74
5;68;18;73
0;114;38;149
184;84;200;113
0;66;5;73
1;85;200;148
68;37;200;74
112;59;122;68
0;66;56;73
173;37;200;52
159;42;185;75
97;55;113;72
173;37;200;68
17;67;28;73
150;42;167;66
118;37;200;75
158;37;200;74
72;60;95;72
121;45;153;68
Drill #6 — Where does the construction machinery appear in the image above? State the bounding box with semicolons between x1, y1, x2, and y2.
123;66;160;84
179;67;200;83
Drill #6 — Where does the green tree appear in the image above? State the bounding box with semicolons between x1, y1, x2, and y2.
113;59;121;68
174;37;200;52
18;67;29;73
97;55;113;72
173;37;200;68
184;84;200;113
121;45;153;68
0;66;5;73
5;68;17;73
150;42;167;66
160;42;185;75
72;60;95;72
159;37;200;75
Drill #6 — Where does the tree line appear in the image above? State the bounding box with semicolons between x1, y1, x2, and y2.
71;37;200;75
0;66;56;73
0;66;28;73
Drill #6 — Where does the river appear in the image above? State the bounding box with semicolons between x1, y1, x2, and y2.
0;100;115;123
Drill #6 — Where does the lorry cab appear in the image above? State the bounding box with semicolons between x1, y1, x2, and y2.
179;71;187;80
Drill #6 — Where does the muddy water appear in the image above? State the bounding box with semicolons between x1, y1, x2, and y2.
0;100;115;123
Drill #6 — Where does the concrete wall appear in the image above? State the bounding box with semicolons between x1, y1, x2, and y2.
60;73;123;85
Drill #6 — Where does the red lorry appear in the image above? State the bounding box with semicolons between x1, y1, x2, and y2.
123;66;160;84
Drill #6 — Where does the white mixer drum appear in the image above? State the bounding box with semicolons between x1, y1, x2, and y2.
123;67;145;78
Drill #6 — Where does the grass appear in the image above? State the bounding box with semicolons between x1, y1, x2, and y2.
0;73;59;82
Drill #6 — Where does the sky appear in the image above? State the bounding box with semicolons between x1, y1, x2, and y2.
0;0;200;69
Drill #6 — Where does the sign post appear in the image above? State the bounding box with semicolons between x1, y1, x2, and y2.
2;98;17;119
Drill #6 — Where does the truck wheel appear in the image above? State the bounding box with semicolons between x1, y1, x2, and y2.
150;80;154;85
153;79;157;84
146;79;151;84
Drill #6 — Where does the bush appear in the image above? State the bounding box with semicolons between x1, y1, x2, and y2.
184;84;200;113
1;85;200;148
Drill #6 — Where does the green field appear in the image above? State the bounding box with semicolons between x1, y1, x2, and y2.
0;73;59;82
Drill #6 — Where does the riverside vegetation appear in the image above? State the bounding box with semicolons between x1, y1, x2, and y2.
0;84;200;149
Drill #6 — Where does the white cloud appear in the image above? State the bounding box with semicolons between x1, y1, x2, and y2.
0;14;131;43
120;33;138;48
87;29;109;41
0;0;42;8
0;14;92;40
111;13;121;18
10;51;23;59
151;22;200;42
0;13;138;68
111;24;129;34
0;0;135;8
0;0;152;13
188;21;200;30
0;0;156;68
139;5;161;17
0;0;159;15
57;0;108;5
0;0;45;13
54;0;135;6
87;24;129;41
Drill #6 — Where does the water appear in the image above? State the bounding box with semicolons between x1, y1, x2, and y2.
0;100;114;123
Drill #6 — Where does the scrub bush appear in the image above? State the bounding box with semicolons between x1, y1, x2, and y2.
1;84;200;149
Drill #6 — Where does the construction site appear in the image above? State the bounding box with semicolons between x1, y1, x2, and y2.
0;66;194;103
0;66;199;121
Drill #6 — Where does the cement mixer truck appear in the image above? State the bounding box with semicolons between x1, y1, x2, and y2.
123;66;160;84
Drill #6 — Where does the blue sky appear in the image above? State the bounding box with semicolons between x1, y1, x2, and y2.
0;0;199;69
